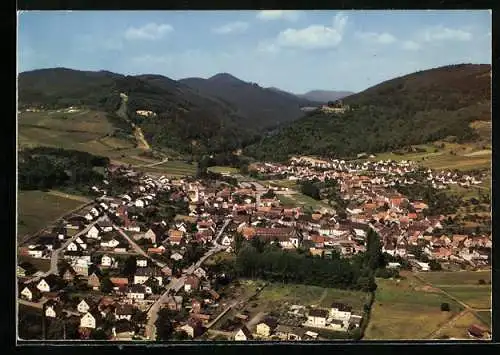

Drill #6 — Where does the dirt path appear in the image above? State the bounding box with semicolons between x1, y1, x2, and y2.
246;312;265;329
426;310;468;339
315;289;328;306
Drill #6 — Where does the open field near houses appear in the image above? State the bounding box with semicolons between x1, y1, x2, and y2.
365;139;491;172
417;270;492;286
135;160;197;177
476;311;491;328
17;190;89;240
277;192;330;211
439;285;491;309
207;166;240;174
364;273;463;340
431;311;487;340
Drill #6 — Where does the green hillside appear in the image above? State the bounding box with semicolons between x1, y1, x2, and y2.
245;64;491;162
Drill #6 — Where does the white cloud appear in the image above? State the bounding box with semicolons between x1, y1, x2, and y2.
356;31;397;44
256;10;301;21
124;23;173;41
257;41;280;54
212;21;249;35
421;26;472;42
401;40;421;51
272;12;348;50
75;34;123;52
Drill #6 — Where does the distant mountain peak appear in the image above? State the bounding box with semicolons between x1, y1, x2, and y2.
208;72;242;83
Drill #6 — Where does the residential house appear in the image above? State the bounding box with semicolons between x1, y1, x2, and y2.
168;229;184;245
142;229;158;244
234;326;253;341
44;300;63;318
27;245;46;258
115;304;136;321
171;252;184;261
330;303;352;323
127;284;148;300
221;235;233;246
184;275;200;293
137;258;148;268
191;299;202;314
306;309;329;328
97;219;113;233
100;235;120;249
179;318;204;338
193;267;207;279
101;254;115;268
36;276;59;293
20;284;41;302
87;225;101;239
80;310;102;329
17;265;26;277
166;295;183;311
134;267;163;286
112;320;135;340
77;299;95;314
256;318;278;337
161;265;173;277
110;277;129;289
275;325;306;341
87;272;101;290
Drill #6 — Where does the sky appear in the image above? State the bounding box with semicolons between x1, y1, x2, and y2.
18;10;491;93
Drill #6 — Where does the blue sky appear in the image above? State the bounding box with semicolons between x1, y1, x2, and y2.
18;10;491;93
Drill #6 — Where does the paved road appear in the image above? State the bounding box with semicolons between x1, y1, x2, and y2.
24;219;100;285
144;218;231;341
110;219;167;269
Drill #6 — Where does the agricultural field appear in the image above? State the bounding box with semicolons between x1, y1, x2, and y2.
417;271;492;310
207;166;240;175
475;311;491;328
366;140;491;171
263;179;299;190
417;270;491;286
17;190;89;240
135;160;197;177
434;311;487;339
17;109;157;165
364;273;463;340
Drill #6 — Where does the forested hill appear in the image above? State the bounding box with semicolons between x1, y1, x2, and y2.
180;73;318;130
18;68;256;155
244;64;491;162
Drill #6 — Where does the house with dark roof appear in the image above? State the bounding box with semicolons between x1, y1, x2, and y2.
115;304;136;321
306;308;329;328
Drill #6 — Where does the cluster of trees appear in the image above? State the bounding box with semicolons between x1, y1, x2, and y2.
224;229;383;292
245;64;491;162
395;182;462;216
18;147;109;193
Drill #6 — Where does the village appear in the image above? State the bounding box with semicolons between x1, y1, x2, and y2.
17;154;491;341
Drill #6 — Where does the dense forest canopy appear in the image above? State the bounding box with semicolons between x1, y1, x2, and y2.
244;64;491;161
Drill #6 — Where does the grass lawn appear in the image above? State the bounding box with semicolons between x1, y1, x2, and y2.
439;285;491;309
278;192;331;211
475;311;491;328
17;255;51;272
417;271;492;285
204;252;236;266
208;166;239;174
364;273;463;340
256;282;369;312
17;190;88;240
264;180;299;189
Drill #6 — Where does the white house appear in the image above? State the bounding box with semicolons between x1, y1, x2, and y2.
101;238;120;249
36;278;51;293
85;213;94;221
221;236;233;246
87;225;100;239
80;312;97;329
90;208;100;217
193;267;207;279
171;252;183;261
135;200;145;208
306;309;329;328
101;254;115;267
136;259;148;268
77;299;91;313
20;286;36;301
234;326;253;341
329;303;352;322
45;304;59;318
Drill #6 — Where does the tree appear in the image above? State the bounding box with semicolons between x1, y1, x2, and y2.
440;303;450;312
90;328;108;340
171;330;189;340
429;259;442;271
100;277;114;293
155;309;174;340
122;255;137;277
